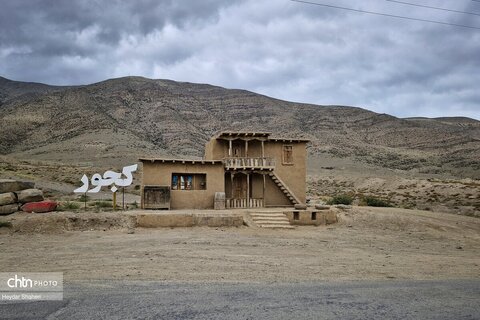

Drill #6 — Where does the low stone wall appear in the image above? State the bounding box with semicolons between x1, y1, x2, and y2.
0;179;49;215
1;211;136;234
284;209;337;226
135;212;244;228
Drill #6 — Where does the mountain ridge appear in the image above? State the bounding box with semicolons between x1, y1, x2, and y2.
0;76;479;177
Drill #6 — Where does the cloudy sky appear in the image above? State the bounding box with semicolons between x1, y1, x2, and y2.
1;0;479;119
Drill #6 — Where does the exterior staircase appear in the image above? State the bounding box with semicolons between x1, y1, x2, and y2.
248;211;295;229
268;172;301;205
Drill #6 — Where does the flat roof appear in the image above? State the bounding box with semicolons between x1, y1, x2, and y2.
215;131;309;142
215;131;272;139
268;138;310;143
139;158;223;165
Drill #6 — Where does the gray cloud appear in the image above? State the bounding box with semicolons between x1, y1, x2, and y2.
0;0;478;119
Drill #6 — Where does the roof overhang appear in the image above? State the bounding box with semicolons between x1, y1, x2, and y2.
214;131;309;142
215;131;271;140
139;158;223;165
268;138;310;143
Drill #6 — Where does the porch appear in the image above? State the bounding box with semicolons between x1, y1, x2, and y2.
225;171;267;209
225;198;264;209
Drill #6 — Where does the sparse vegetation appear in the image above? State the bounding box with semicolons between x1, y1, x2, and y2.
78;194;90;202
363;196;393;207
327;195;353;205
60;201;81;210
308;173;480;217
0;221;12;228
129;201;138;209
95;201;113;208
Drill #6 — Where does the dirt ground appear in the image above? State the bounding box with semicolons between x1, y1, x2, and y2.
1;207;479;283
1;155;478;216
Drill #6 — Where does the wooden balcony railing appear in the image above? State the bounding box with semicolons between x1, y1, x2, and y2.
226;198;264;208
223;157;275;170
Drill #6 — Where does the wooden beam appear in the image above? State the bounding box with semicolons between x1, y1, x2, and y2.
262;173;266;207
230;172;234;199
246;173;250;208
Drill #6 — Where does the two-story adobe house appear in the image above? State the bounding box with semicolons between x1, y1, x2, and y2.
140;132;308;210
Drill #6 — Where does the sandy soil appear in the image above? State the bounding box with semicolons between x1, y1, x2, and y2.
1;207;479;283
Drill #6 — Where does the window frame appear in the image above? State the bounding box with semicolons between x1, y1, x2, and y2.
282;144;294;165
171;173;207;191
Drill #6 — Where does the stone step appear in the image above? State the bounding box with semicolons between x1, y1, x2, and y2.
252;219;290;225
252;217;290;222
249;213;286;218
258;224;295;229
248;211;293;229
249;211;285;214
251;216;289;221
251;214;289;219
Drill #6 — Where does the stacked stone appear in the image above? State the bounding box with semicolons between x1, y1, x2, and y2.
0;179;44;215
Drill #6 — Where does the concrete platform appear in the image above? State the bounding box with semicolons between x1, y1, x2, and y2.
126;209;246;228
125;207;338;228
284;208;338;226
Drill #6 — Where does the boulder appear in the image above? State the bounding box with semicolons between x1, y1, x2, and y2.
0;203;19;215
0;192;17;206
0;179;34;193
16;189;44;204
315;204;330;210
21;200;57;213
294;203;307;210
335;204;352;210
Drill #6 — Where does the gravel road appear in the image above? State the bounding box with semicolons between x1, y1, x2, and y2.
1;280;479;319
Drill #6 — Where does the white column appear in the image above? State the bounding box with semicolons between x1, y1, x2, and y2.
230;172;234;199
262;173;266;207
246;173;250;208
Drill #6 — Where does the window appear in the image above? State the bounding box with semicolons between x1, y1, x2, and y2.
283;145;293;164
293;211;299;220
171;173;206;190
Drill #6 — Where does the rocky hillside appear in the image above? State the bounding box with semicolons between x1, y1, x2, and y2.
0;76;479;177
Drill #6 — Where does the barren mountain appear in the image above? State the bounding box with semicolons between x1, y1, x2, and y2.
0;76;479;177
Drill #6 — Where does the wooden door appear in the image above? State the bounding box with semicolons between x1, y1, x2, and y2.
143;186;170;209
233;175;246;199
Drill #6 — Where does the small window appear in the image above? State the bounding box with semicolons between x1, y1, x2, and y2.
293;211;299;220
283;145;293;165
311;212;317;220
171;173;206;190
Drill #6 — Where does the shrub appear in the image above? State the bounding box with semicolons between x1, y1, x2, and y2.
78;194;90;202
61;201;81;210
129;201;138;209
95;201;113;208
327;195;353;205
364;196;393;207
0;221;12;228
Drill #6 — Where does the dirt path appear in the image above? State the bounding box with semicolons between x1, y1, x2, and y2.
1;207;479;283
